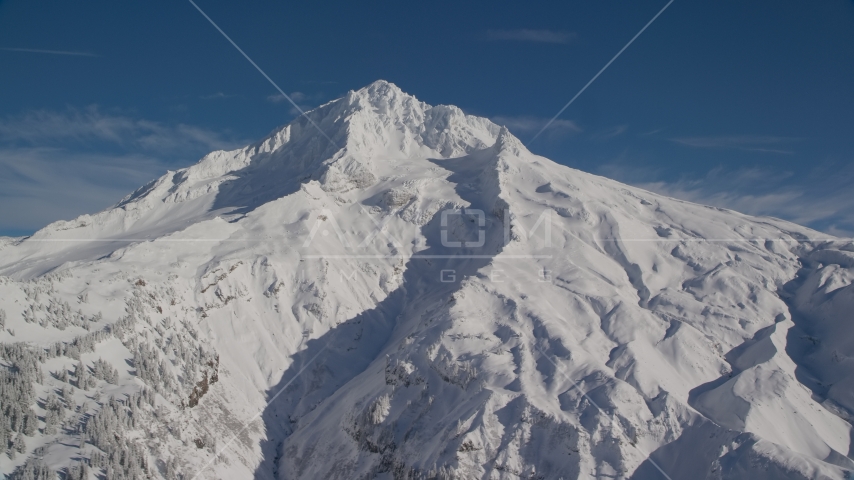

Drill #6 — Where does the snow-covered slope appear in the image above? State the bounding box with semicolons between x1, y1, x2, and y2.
2;80;853;479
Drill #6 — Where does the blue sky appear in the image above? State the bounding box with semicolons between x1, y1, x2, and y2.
1;0;853;237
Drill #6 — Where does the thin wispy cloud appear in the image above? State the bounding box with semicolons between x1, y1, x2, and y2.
0;108;245;235
267;91;321;104
485;29;576;44
0;107;239;154
491;115;581;138
638;180;853;234
671;135;798;154
1;47;99;57
301;80;338;85
267;91;325;117
598;163;854;237
267;93;290;103
0;147;169;234
638;127;666;136
200;92;235;100
591;125;628;140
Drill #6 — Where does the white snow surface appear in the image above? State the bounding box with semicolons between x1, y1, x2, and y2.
2;80;854;479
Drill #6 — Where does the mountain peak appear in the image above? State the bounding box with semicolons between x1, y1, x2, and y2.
356;79;405;98
492;125;526;157
344;79;416;114
333;80;499;159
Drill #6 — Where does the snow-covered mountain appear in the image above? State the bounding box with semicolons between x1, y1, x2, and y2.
2;80;854;479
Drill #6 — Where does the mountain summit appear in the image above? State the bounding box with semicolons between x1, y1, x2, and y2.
2;81;854;479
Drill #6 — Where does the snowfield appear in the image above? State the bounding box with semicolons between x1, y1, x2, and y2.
2;80;854;479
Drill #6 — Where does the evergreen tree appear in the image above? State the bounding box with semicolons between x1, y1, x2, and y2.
66;462;90;480
0;421;10;451
9;456;56;480
75;360;89;390
22;408;37;436
44;408;58;435
61;386;73;405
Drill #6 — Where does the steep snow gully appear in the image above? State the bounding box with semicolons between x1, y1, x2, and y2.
2;80;854;479
255;138;512;479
